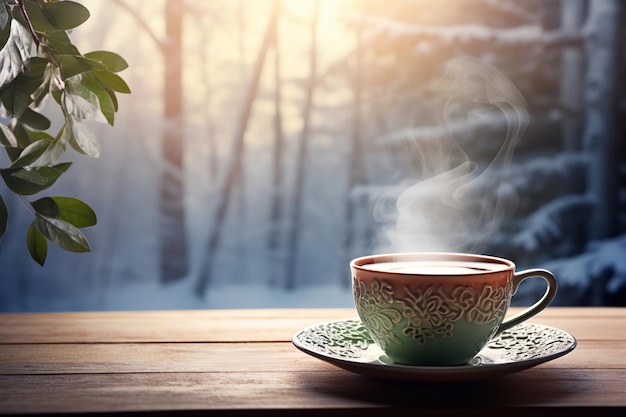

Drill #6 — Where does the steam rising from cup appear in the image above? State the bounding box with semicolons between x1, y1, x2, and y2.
375;56;529;253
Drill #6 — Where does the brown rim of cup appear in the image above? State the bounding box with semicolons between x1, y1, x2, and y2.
350;252;515;276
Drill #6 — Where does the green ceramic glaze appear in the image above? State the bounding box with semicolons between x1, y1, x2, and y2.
360;306;500;365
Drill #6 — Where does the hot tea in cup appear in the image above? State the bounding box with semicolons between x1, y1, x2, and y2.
351;252;557;366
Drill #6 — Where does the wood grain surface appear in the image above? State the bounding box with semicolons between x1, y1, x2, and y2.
0;307;624;416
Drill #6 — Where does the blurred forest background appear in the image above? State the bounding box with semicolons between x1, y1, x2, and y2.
1;0;625;311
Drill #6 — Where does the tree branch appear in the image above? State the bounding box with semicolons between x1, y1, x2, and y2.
16;0;39;46
344;13;584;49
113;0;165;53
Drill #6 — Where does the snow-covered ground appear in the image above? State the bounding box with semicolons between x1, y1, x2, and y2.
3;235;625;312
513;234;626;306
103;281;354;311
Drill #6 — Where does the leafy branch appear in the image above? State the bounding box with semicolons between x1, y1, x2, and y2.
0;0;130;265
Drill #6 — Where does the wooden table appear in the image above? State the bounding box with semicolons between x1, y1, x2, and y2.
0;307;624;416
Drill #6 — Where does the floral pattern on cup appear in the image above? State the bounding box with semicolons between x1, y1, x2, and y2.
353;278;512;347
352;279;402;351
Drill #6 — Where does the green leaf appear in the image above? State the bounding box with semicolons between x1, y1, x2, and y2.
84;51;129;72
1;72;43;117
43;29;79;56
24;59;52;113
32;196;97;228
31;196;60;218
68;120;100;158
25;57;49;76
42;1;90;30
0;124;18;148
56;197;96;228
35;214;90;252
0;20;35;89
0;87;14;115
92;69;131;94
51;88;62;105
34;125;69;166
30;65;53;108
83;73;120;112
0;3;9;31
10;120;36;148
27;220;48;266
58;55;106;81
102;82;119;111
19;0;58;33
6;123;55;158
63;75;108;123
18;107;51;130
18;128;54;143
0;4;11;50
10;139;50;168
1;162;71;195
78;73;116;125
0;193;7;239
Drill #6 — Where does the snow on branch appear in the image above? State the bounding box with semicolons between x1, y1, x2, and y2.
506;152;588;193
376;108;513;147
542;234;626;305
513;194;595;252
343;13;583;50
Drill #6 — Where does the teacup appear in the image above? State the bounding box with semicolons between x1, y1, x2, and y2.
351;252;557;366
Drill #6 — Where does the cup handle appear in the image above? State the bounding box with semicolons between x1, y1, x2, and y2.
496;268;558;335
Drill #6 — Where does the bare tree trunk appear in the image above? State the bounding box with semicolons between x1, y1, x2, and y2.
558;0;587;253
619;8;626;235
234;0;248;283
268;2;284;286
559;0;586;153
195;0;280;297
342;12;367;287
199;19;218;181
583;0;621;240
160;0;188;282
284;0;319;291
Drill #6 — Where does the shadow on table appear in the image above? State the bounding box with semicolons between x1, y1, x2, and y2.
304;368;579;409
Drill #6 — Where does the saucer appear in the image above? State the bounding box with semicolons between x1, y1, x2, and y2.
292;319;576;382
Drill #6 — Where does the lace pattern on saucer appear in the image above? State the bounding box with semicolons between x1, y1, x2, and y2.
485;323;576;361
294;319;374;359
